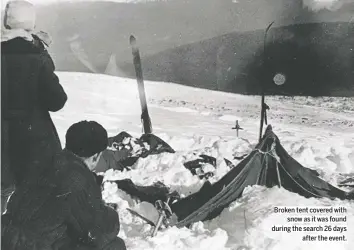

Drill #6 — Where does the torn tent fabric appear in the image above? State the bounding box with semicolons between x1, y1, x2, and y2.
95;132;175;172
113;179;175;205
183;154;236;180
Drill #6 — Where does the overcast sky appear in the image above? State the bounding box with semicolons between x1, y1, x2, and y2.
1;0;151;9
1;0;354;11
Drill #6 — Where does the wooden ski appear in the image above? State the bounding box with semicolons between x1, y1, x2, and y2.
258;21;274;142
130;35;153;134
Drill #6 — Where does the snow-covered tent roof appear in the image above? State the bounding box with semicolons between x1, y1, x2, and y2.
171;125;351;228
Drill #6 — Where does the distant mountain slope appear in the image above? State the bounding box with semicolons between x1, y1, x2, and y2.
34;0;353;68
123;22;353;96
32;0;354;96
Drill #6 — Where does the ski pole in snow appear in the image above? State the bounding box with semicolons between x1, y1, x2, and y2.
130;35;153;134
152;197;172;237
258;21;274;142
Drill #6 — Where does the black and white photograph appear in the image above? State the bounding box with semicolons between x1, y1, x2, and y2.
1;0;354;249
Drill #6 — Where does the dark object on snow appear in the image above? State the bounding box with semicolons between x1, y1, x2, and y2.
1;37;67;194
139;133;175;156
234;154;248;160
113;179;179;205
108;131;133;145
120;157;140;168
130;35;153;134
183;154;233;179
224;158;234;167
184;155;215;170
95;132;175;173
184;154;216;180
338;177;354;188
170;125;351;228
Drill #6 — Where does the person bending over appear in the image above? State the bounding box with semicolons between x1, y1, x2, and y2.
2;121;126;250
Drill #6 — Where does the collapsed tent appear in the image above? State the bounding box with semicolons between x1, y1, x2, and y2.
170;125;352;228
104;125;352;228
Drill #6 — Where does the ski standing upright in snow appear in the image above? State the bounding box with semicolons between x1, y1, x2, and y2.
130;35;153;134
258;21;274;142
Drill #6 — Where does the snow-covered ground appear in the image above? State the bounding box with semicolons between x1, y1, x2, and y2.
52;72;354;250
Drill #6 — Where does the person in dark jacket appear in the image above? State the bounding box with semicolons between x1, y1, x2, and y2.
1;0;67;213
2;120;127;250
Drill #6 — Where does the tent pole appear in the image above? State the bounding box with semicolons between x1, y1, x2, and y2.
276;162;282;188
258;94;265;142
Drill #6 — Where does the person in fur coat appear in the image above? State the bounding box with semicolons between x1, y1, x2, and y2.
1;0;67;213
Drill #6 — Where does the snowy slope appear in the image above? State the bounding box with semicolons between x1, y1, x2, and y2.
52;72;354;250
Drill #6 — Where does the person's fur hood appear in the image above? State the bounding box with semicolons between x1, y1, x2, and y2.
1;0;51;46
